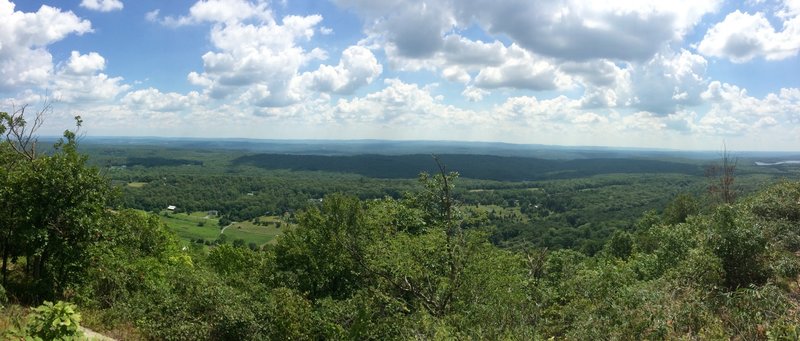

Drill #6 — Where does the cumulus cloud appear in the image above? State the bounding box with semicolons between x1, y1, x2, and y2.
333;79;477;124
697;7;800;62
0;1;92;91
494;95;583;125
442;35;506;66
461;0;720;61
628;49;708;114
158;0;271;26
51;51;129;103
336;0;725;106
187;13;326;106
461;86;488;101
62;51;105;75
80;0;123;12
340;0;720;62
167;0;385;108
701;81;800;123
473;59;565;91
301;45;383;95
561;60;628;88
122;88;203;112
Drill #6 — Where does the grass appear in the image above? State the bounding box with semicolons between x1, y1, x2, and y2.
126;182;148;188
158;211;288;246
0;304;28;334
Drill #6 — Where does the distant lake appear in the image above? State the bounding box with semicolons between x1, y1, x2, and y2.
754;160;800;166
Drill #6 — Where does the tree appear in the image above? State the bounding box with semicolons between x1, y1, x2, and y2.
607;230;634;260
663;193;700;225
1;103;111;300
706;144;737;205
0;103;47;287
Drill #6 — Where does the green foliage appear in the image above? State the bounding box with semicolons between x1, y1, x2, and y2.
5;129;800;339
260;287;314;340
84;209;179;311
705;206;769;289
119;263;260;340
0;283;6;307
218;216;231;227
1;115;112;301
273;194;365;300
663;193;700;224
606;230;634;259
10;301;85;341
232;153;703;181
747;180;800;222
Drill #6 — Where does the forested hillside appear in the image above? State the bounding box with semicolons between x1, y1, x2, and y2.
231;153;704;180
0;116;800;340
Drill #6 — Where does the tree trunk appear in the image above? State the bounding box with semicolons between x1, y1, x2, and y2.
1;237;8;287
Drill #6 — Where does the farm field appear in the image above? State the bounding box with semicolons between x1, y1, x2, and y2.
158;211;288;246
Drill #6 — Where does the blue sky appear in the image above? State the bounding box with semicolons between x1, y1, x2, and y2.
1;0;799;150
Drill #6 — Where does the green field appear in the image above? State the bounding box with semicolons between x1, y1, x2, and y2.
126;182;148;188
158;211;287;246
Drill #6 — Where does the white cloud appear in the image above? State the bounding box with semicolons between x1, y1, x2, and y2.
159;0;272;26
62;51;105;75
122;88;203;112
0;1;92;91
373;1;455;59
51;51;129;103
461;0;720;61
580;87;620;108
628;49;708;114
145;9;159;22
571;112;608;125
701;81;800;122
494;95;584;125
461;86;488;102
697;8;800;62
334;0;725;111
561;60;628;88
333;78;475;124
473;57;567;91
385;35;572;92
339;0;721;62
441;66;470;84
301;45;383;95
440;34;505;66
80;0;123;12
188;13;325;107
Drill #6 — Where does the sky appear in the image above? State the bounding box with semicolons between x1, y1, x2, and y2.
1;0;799;151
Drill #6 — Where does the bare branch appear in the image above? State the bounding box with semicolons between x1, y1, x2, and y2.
706;142;738;205
2;99;52;161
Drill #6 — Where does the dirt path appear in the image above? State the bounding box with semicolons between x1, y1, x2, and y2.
81;327;117;341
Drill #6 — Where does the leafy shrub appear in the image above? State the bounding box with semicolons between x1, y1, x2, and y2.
607;230;634;259
747;181;800;222
261;287;314;340
706;206;768;289
16;301;84;340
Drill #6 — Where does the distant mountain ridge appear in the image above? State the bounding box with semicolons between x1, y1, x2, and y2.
231;153;704;181
62;136;800;160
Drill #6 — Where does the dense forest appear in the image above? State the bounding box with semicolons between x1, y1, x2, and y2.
2;115;800;339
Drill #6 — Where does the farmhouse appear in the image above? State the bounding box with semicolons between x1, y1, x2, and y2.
167;205;176;211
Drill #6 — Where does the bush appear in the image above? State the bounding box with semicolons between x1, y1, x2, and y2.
7;301;85;340
707;206;768;289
